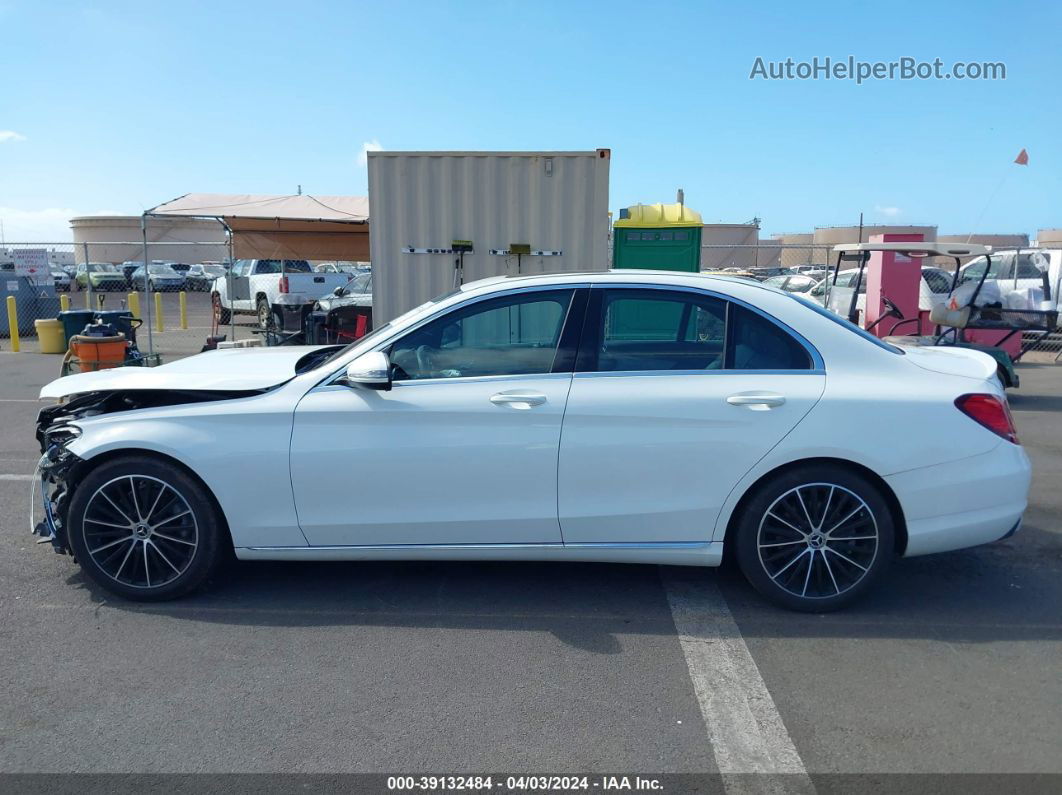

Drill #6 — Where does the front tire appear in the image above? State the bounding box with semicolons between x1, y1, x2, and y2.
735;464;894;612
66;455;226;601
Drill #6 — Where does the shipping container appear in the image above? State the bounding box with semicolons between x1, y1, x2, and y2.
368;150;610;324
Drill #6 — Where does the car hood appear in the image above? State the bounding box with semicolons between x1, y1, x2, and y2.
40;345;331;399
895;344;999;382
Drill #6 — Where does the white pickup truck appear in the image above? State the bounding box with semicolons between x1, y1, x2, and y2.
212;259;350;328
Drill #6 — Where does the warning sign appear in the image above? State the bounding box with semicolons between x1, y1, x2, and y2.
12;249;50;285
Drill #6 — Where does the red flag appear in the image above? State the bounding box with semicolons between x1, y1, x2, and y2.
1014;148;1029;165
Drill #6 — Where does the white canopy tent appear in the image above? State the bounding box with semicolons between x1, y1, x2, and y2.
138;193;370;351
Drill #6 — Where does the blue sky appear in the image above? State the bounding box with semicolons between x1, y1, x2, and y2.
1;0;1059;241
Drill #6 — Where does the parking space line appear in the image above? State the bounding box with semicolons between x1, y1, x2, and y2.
0;474;34;481
663;570;814;789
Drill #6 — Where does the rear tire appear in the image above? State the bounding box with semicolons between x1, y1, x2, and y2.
256;296;273;329
212;292;230;325
66;455;226;601
734;463;894;612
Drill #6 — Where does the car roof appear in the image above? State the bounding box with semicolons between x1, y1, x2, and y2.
460;269;771;293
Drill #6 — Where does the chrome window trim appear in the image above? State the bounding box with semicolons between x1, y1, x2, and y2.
573;368;826;379
586;282;826;372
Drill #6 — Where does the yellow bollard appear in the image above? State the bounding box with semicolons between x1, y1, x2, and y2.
179;291;188;329
60;294;70;312
155;292;164;332
84;289;91;309
128;292;140;319
6;296;19;352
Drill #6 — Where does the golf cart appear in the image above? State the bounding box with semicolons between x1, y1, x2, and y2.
825;242;1059;388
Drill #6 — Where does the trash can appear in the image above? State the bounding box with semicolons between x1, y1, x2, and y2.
35;319;66;353
59;310;96;346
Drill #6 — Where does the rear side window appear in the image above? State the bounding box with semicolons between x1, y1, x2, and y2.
597;291;726;371
583;289;813;373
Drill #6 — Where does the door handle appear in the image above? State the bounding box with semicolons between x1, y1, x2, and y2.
726;393;786;410
490;392;547;409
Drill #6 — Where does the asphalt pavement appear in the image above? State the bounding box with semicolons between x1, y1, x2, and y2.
0;347;1059;786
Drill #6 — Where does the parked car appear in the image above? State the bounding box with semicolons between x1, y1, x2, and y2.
212;258;350;328
75;262;127;291
748;267;797;281
165;262;192;274
185;263;227;292
958;250;1061;310
314;262;362;274
808;266;953;318
761;273;817;294
314;270;372;312
35;270;1029;611
129;263;186;292
120;262;143;287
51;266;72;292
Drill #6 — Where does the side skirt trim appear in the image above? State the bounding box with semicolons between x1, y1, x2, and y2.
236;541;724;567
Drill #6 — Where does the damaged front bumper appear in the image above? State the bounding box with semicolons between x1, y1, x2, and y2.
32;442;83;555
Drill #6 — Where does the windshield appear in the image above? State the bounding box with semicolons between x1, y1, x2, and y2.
791;294;902;354
343;272;371;293
203;265;225;277
87;263;117;273
147;264;178;275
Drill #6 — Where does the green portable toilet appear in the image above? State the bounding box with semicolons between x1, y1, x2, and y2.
612;202;703;272
609;202;704;340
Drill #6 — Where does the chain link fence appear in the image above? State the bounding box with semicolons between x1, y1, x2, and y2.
699;243;1060;360
3;240;1059;362
1;241;263;361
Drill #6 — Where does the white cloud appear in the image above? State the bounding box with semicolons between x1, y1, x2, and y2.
874;205;902;218
357;139;383;167
0;130;26;143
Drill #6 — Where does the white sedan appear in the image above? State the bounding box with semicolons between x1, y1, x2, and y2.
34;271;1030;611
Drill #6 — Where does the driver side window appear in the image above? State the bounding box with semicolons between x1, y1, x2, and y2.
389;290;574;381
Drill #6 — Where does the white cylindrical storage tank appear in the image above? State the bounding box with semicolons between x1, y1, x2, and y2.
1036;229;1062;247
368;150;611;324
813;225;937;266
70;215;228;264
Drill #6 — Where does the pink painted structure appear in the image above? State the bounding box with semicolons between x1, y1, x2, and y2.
861;233;1020;356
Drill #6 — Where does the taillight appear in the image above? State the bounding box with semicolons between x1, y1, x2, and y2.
955;393;1019;444
279;276;289;293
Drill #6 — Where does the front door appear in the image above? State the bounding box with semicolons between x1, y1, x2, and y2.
558;287;826;544
289;287;585;546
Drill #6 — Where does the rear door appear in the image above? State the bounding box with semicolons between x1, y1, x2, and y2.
229;260;253;308
558;286;825;544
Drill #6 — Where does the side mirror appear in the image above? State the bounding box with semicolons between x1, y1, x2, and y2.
333;286;346;296
342;351;391;390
